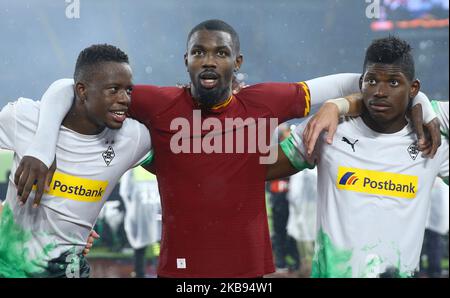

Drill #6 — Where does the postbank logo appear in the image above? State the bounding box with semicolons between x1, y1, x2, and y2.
33;172;108;202
336;166;418;199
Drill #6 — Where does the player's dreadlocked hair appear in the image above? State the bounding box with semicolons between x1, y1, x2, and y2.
74;44;129;82
187;19;240;53
363;36;415;81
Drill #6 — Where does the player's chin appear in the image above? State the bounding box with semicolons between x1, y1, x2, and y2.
106;120;124;130
369;110;391;121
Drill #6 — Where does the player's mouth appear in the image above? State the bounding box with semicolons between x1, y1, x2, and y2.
368;99;391;112
109;110;127;123
199;71;219;89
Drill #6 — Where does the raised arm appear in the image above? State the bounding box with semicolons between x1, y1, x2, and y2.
306;73;361;109
25;79;74;167
14;79;74;206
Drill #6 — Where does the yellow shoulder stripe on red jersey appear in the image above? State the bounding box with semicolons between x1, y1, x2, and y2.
297;82;311;117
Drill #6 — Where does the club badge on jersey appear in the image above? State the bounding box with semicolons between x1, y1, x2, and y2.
102;146;115;166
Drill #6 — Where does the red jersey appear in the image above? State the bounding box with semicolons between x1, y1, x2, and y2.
130;82;310;277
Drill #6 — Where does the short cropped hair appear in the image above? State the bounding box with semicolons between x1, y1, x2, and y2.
187;19;240;53
363;36;415;81
74;44;129;82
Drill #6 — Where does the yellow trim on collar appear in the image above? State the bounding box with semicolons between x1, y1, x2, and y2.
211;95;233;110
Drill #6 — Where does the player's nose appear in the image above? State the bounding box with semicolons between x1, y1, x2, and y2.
202;53;217;68
118;89;131;106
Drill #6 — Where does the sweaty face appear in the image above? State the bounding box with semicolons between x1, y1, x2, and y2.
83;62;133;131
185;30;242;108
361;63;419;133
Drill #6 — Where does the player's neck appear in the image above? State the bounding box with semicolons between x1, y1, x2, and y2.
361;112;408;134
62;101;105;135
190;84;232;110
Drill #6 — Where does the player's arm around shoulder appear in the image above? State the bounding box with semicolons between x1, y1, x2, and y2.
13;80;74;205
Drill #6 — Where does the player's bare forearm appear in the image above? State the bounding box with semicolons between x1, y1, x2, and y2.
266;145;299;180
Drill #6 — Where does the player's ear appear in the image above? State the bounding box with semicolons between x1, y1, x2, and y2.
184;53;188;69
359;75;363;91
410;79;420;99
75;82;87;103
235;54;243;71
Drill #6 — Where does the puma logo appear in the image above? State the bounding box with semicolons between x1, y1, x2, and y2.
342;137;358;152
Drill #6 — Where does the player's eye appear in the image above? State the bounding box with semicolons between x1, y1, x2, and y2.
368;79;376;85
217;50;228;57
109;87;119;93
192;49;204;56
126;87;133;95
390;80;399;87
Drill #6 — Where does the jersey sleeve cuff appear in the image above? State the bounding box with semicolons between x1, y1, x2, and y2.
23;150;54;169
280;135;314;171
135;150;154;168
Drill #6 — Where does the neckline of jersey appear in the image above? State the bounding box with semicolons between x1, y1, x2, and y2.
353;116;412;137
187;89;235;114
60;125;109;139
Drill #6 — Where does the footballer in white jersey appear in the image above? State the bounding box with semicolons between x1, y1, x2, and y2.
275;37;449;277
284;116;448;277
0;45;152;277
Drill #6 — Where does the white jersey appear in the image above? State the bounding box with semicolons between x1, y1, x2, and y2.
426;178;449;235
0;98;152;277
287;169;318;242
431;100;449;138
120;168;161;249
290;116;449;278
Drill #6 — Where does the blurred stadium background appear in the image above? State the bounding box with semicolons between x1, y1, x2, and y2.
0;0;448;277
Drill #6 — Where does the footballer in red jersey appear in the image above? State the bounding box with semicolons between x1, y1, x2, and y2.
129;20;320;277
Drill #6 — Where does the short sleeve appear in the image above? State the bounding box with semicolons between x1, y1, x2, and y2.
129;85;164;124
0;102;17;150
129;121;152;168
